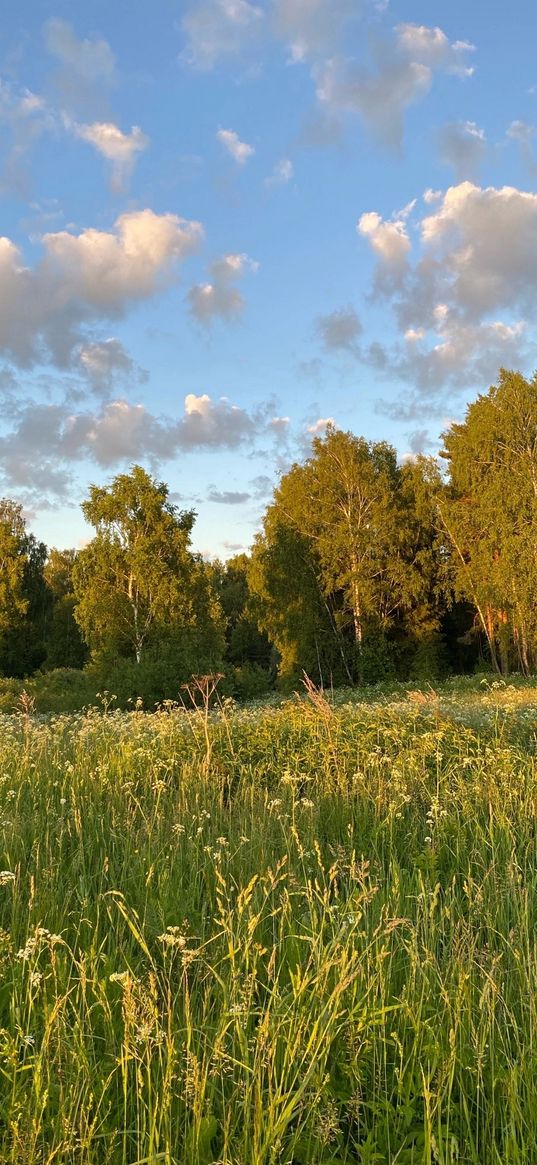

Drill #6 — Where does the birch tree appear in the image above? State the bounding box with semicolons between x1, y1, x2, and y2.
72;466;215;665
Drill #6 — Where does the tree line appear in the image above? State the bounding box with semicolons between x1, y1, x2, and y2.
1;369;536;704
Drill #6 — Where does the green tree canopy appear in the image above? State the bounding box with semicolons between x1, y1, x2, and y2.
0;500;51;677
439;369;537;675
251;429;442;684
72;465;223;668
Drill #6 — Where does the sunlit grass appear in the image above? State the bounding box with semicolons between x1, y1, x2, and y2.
1;678;537;1162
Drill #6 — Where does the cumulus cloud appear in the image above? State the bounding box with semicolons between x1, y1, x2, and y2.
438;121;486;180
0;209;203;368
73;121;149;190
417;182;537;319
317;23;475;148
357;210;410;290
395;24;474;76
187;253;258;324
358;180;537;402
182;0;264;70
216;127;255;164
45;18;117;114
0;391;281;501
316;306;362;352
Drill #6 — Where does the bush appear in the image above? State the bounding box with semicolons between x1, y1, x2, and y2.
229;663;273;702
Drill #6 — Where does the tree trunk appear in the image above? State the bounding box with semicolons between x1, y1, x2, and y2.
350;555;364;685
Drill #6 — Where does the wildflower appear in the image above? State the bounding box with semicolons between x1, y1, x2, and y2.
158;927;187;950
109;970;131;985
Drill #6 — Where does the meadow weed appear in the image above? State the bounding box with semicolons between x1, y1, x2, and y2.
0;680;537;1161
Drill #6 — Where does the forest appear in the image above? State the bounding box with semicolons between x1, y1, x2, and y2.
1;368;536;708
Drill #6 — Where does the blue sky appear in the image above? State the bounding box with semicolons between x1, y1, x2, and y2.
1;0;537;556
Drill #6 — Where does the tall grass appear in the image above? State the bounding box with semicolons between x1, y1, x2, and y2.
1;680;537;1162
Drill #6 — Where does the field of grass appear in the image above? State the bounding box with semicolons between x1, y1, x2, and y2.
1;677;537;1163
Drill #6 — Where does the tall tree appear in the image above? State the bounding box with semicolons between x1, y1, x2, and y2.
72;465;223;668
0;501;49;677
439;369;537;675
0;500;29;641
251;429;442;684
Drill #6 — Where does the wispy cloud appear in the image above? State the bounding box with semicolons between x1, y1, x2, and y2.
217;127;255;163
72;121;149;190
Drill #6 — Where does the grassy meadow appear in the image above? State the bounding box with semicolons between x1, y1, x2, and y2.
1;678;537;1163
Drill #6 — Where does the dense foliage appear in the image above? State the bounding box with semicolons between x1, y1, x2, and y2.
1;369;537;699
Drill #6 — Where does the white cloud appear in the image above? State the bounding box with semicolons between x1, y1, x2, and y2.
357;210;410;289
0;209;203;367
0;391;279;501
182;0;264;70
74;121;149;190
317;23;474;148
307;416;335;434
438;121;486;180
395;24;474;76
217;127;255;163
358;181;537;399
418;182;537;318
0;78;149;194
182;7;473;150
187;253;258;324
